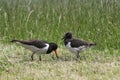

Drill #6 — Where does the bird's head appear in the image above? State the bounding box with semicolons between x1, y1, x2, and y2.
49;43;59;58
62;32;72;40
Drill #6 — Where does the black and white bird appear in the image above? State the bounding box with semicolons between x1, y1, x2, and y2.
11;39;59;61
62;32;96;58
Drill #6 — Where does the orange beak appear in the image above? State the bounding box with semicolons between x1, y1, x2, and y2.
54;50;59;58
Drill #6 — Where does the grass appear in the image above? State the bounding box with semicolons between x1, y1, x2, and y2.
0;0;120;49
0;44;120;80
0;0;120;80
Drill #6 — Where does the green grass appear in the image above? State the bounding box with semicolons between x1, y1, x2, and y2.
0;0;120;49
0;44;120;80
0;0;120;80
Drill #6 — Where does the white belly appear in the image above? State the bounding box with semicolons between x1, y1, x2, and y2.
66;42;86;54
16;42;49;54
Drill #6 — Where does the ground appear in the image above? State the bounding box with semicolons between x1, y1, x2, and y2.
0;44;120;80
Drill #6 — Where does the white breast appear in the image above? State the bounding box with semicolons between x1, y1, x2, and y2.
16;42;49;53
66;42;86;54
66;42;77;54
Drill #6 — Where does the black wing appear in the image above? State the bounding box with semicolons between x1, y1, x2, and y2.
70;38;92;48
15;40;47;48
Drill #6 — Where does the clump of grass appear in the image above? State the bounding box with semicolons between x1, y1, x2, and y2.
0;54;13;74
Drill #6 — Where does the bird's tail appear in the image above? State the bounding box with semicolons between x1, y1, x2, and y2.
11;40;20;43
89;43;96;46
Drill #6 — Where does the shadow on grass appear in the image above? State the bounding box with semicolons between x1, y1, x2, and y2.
7;50;113;63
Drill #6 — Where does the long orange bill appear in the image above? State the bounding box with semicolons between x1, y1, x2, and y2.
54;50;59;58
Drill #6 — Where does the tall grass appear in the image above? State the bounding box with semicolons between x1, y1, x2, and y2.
0;0;120;50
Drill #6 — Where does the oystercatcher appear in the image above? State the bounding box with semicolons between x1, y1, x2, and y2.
11;39;59;61
62;32;96;58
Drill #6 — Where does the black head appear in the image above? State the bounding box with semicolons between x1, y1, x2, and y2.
49;43;58;51
48;43;59;58
62;32;72;40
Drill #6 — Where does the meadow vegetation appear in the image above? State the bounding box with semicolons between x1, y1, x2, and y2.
0;0;120;80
